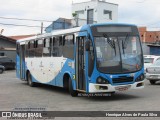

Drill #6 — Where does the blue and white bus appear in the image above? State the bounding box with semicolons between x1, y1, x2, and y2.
16;23;145;96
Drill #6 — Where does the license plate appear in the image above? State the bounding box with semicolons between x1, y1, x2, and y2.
115;85;131;91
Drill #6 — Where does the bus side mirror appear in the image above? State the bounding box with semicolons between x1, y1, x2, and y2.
85;41;90;51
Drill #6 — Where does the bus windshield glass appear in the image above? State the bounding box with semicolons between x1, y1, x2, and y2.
94;35;143;74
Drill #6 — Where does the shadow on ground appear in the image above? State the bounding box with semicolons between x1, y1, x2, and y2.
20;81;141;101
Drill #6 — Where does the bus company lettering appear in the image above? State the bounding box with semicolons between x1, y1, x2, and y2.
28;113;42;118
11;112;42;118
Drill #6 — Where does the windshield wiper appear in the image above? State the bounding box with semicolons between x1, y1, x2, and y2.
122;34;129;49
122;34;129;55
103;33;116;55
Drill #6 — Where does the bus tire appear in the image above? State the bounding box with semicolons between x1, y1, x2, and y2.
149;80;156;85
69;77;78;97
27;72;35;87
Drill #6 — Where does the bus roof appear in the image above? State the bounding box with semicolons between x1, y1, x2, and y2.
17;23;138;44
17;26;82;43
90;23;137;27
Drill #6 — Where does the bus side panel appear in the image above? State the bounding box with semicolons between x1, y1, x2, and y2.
55;59;75;87
16;54;20;79
24;57;72;86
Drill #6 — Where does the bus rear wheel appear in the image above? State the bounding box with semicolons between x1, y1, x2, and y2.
69;77;78;97
27;72;35;87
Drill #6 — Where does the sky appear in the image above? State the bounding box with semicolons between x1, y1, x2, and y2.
0;0;160;36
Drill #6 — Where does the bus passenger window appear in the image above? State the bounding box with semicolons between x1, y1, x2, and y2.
52;36;62;57
35;39;43;57
16;44;20;56
59;36;63;46
43;38;51;57
25;42;29;58
62;34;74;59
28;40;35;58
88;39;94;77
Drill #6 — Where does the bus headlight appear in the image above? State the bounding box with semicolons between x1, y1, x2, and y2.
96;77;110;84
135;74;145;82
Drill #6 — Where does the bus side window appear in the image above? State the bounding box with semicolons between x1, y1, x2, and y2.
28;40;35;58
28;41;30;49
35;39;43;57
52;36;62;57
52;37;55;46
88;37;94;77
25;42;29;58
59;36;63;46
16;44;20;56
62;34;74;59
43;38;51;57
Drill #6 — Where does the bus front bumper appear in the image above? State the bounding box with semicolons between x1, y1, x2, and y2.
89;81;145;93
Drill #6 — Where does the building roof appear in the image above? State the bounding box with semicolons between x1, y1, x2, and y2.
45;17;72;32
56;18;72;24
8;34;35;41
72;0;118;6
0;35;16;43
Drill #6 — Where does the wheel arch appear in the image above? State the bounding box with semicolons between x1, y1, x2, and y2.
26;70;30;81
63;73;70;89
63;72;74;88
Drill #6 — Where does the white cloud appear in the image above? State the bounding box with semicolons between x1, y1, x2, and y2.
117;0;160;25
0;0;160;36
0;0;72;36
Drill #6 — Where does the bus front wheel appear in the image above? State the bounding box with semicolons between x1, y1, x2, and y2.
69;78;78;97
27;72;35;87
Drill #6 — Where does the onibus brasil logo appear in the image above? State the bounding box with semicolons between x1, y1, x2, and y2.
2;112;43;118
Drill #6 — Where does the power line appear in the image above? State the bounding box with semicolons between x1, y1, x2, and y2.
0;16;53;23
0;22;47;28
0;21;71;29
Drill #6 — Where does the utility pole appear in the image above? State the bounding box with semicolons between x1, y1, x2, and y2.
0;29;4;35
41;22;43;34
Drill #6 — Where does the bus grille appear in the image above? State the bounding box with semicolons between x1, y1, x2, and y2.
112;77;134;84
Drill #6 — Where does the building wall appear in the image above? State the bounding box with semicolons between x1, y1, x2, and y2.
72;0;118;26
0;37;16;61
139;27;160;55
139;27;160;43
0;50;16;61
97;1;118;23
0;39;16;48
72;1;97;26
142;43;150;55
146;31;160;43
149;46;160;55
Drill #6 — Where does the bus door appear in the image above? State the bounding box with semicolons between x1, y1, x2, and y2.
20;44;25;79
76;33;89;91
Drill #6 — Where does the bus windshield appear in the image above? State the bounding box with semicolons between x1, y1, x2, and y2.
94;35;143;74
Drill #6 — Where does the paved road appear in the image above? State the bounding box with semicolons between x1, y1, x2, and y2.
0;71;160;119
